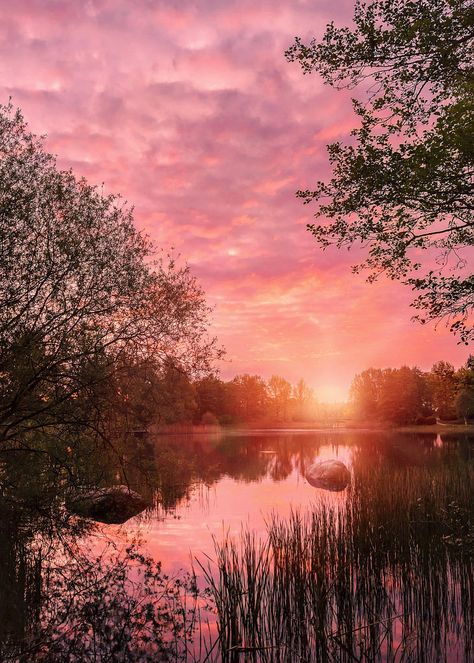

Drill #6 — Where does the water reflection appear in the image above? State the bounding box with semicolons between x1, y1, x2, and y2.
0;430;472;661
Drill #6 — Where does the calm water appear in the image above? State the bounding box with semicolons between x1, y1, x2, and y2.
1;429;473;662
118;429;471;561
123;430;357;570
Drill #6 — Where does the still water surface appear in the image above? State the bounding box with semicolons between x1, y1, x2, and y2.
117;429;470;563
125;430;473;662
125;430;356;569
1;429;472;662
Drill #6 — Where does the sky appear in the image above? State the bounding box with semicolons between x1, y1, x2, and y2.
0;0;469;401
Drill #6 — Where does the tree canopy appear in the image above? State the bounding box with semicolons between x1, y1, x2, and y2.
350;358;474;424
286;0;474;342
0;104;218;445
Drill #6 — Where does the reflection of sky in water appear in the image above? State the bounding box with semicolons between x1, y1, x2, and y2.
70;430;472;662
106;437;354;572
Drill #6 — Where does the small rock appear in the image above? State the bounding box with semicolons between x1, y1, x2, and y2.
66;485;148;524
306;459;350;491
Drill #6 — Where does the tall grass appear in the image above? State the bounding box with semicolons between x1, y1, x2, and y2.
199;459;474;662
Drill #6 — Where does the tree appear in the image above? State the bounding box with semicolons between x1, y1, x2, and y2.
110;359;198;429
350;368;385;419
226;374;269;422
351;365;431;424
428;361;459;419
456;358;474;423
0;104;217;445
287;0;474;342
378;366;430;424
293;378;317;420
268;375;292;420
194;375;227;423
456;389;474;424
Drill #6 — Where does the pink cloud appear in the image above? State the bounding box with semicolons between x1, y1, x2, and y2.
0;0;469;398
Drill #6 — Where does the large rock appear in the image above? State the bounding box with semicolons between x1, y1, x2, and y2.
306;459;350;491
66;485;148;524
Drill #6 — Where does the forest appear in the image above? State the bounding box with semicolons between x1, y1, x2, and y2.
126;359;474;428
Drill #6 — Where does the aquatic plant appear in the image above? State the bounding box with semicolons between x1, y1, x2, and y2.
199;459;474;662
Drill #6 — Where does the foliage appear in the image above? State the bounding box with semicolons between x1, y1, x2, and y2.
286;0;474;342
350;359;473;423
0;104;217;446
456;362;474;422
428;361;459;419
0;540;203;663
194;374;321;424
267;375;292;420
227;374;270;421
194;375;230;423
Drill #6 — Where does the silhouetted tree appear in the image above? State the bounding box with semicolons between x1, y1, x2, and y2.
0;104;217;446
351;366;431;424
227;374;269;422
456;359;474;424
429;361;459;419
350;368;385;420
268;375;292;420
287;0;473;341
194;375;227;423
293;378;317;421
379;367;430;425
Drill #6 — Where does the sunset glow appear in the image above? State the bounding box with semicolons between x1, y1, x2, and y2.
2;0;469;398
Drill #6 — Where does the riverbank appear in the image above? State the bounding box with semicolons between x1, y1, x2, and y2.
155;421;474;435
395;423;474;434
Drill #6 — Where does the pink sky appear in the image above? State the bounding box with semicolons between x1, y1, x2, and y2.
1;0;469;400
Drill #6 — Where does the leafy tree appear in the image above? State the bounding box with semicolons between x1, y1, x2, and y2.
456;388;474;424
110;359;198;429
0;104;217;445
154;362;197;425
350;367;385;419
287;0;474;342
378;366;430;424
268;375;293;420
456;358;474;423
351;365;431;423
194;375;227;423
293;378;313;405
293;378;317;420
226;374;269;422
428;361;459;419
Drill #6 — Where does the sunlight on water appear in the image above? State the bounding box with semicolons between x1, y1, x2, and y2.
118;435;354;570
1;429;472;662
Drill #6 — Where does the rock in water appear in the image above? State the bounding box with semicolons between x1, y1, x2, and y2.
66;485;148;524
306;459;350;491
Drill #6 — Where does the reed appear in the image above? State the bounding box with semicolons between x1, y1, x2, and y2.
198;459;474;662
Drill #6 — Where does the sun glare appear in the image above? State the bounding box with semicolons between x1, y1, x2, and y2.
318;384;348;404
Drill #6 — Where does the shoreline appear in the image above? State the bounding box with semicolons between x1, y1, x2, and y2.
155;422;474;435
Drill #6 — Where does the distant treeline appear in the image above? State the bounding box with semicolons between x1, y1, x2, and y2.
117;368;333;429
351;359;474;425
117;357;474;430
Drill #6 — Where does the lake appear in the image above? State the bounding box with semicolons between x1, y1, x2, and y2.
0;429;473;662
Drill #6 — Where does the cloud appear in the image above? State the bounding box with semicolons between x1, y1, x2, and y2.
0;0;468;397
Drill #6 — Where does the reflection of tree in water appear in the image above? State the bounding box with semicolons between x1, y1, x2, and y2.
150;432;323;511
0;446;203;662
0;432;472;661
197;433;474;663
0;449;91;658
1;534;202;661
148;430;470;513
